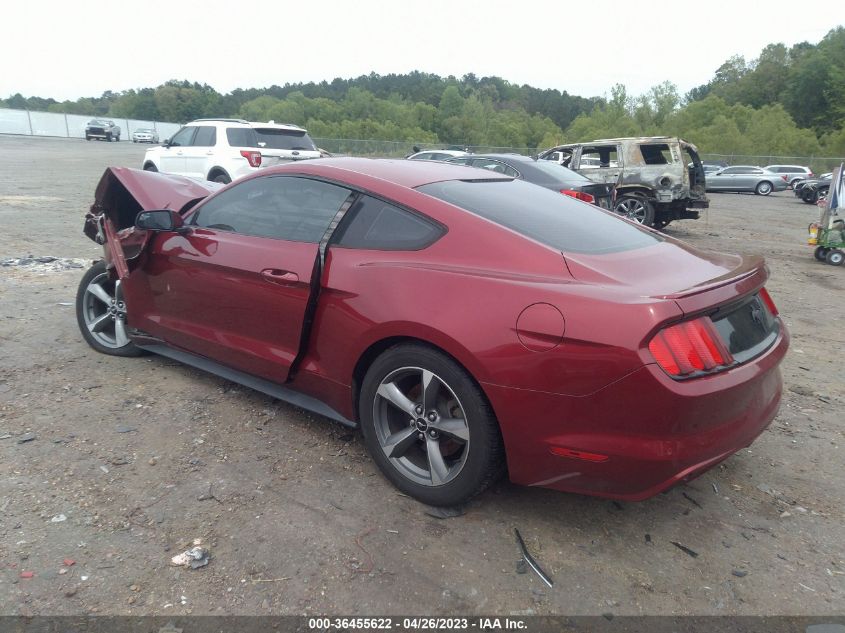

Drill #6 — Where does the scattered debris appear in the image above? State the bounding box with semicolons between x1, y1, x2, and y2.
110;456;129;466
732;570;748;578
711;483;719;494
644;534;652;545
19;571;34;579
50;514;67;523
798;583;816;592
780;511;792;518
682;492;702;508
0;434;12;440
349;527;377;574
514;528;553;588
115;425;137;434
197;484;221;503
170;543;210;570
64;587;78;598
386;529;399;534
1;256;87;272
17;433;36;444
99;465;109;474
670;541;699;558
249;576;291;583
423;505;465;519
515;559;528;574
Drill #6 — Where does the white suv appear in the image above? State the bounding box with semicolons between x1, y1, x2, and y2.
142;119;322;183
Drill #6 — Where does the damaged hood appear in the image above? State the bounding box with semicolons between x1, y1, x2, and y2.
93;167;222;217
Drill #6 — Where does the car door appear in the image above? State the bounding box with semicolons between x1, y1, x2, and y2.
709;167;737;190
183;125;217;179
158;126;196;175
574;144;622;185
123;174;354;383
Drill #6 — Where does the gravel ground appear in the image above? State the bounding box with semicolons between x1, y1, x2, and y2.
0;135;843;617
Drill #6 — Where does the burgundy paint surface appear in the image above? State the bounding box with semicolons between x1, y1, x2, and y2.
99;159;789;500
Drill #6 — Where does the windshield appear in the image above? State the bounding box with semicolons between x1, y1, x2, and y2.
253;128;317;151
417;179;660;255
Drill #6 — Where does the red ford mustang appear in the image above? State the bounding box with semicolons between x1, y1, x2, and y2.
77;158;788;506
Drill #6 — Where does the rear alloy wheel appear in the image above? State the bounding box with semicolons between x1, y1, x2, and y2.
76;261;144;357
755;181;773;196
814;246;830;261
826;250;844;266
614;195;655;226
359;344;504;506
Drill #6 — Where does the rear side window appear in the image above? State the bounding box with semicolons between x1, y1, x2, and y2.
226;127;258;147
253;128;317;151
639;144;674;165
334;195;445;250
192;126;216;147
417;179;660;255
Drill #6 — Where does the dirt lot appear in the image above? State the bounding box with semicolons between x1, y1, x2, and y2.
0;135;843;617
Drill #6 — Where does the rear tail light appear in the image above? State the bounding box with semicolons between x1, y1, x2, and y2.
561;189;595;204
758;287;779;316
648;316;733;377
240;150;262;168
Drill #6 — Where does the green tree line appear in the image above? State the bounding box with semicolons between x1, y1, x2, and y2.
3;27;845;158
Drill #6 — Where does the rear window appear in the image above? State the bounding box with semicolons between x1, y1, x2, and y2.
226;127;258;147
417;179;660;255
253;128;317;151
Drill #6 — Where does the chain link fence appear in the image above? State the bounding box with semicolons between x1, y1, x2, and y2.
2;107;843;172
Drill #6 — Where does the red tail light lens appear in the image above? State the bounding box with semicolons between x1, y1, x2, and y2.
240;150;262;168
758;287;779;316
561;189;595;204
648;317;732;377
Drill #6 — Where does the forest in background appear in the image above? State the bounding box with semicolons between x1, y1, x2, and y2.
3;27;845;159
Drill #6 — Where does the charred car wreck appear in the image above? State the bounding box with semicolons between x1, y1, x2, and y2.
538;137;709;229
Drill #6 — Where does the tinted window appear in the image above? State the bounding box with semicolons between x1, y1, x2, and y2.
470;159;519;177
192;126;216;147
334;195;444;250
169;126;196;147
226;127;258;147
417;179;660;255
253;128;316;151
191;176;351;243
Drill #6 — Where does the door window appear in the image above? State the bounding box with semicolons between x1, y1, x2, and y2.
191;176;352;243
579;145;618;168
168;126;197;147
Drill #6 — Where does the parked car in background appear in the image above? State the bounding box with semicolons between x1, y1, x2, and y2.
78;158;787;505
407;149;470;161
446;153;613;210
705;166;789;195
131;128;159;144
794;172;832;202
538;137;709;229
142;119;321;184
764;164;813;188
85;119;121;142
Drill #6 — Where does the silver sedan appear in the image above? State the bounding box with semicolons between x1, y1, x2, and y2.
705;166;789;196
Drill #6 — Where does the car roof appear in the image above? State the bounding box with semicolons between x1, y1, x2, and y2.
262;157;512;188
249;121;307;132
459;153;532;162
410;149;468;157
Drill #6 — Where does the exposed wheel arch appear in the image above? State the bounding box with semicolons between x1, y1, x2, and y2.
142;162;158;172
207;168;231;184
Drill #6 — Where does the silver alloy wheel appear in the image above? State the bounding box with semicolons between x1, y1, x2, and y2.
757;181;772;195
372;366;470;487
80;272;129;349
614;197;648;223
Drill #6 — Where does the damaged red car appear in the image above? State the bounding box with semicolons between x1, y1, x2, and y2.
76;159;789;506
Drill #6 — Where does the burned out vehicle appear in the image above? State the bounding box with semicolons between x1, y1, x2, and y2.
538;137;709;229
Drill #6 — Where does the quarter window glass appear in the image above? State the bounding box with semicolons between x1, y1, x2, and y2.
191;176;351;243
168;127;196;147
226;127;258;147
334;195;444;250
471;159;518;177
192;126;216;147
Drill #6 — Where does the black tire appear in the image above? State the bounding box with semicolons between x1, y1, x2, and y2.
814;246;830;262
143;163;158;172
76;261;145;357
85;135;91;141
106;133;112;142
359;343;505;506
803;189;819;204
790;178;802;189
613;195;655;227
652;218;672;230
115;135;120;142
212;173;231;184
755;181;773;196
826;250;844;266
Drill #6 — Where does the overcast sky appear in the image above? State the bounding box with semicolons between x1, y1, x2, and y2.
2;0;838;102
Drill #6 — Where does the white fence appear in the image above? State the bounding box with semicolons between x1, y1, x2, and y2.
0;107;182;142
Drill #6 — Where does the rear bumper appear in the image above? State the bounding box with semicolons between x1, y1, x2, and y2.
485;323;788;500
